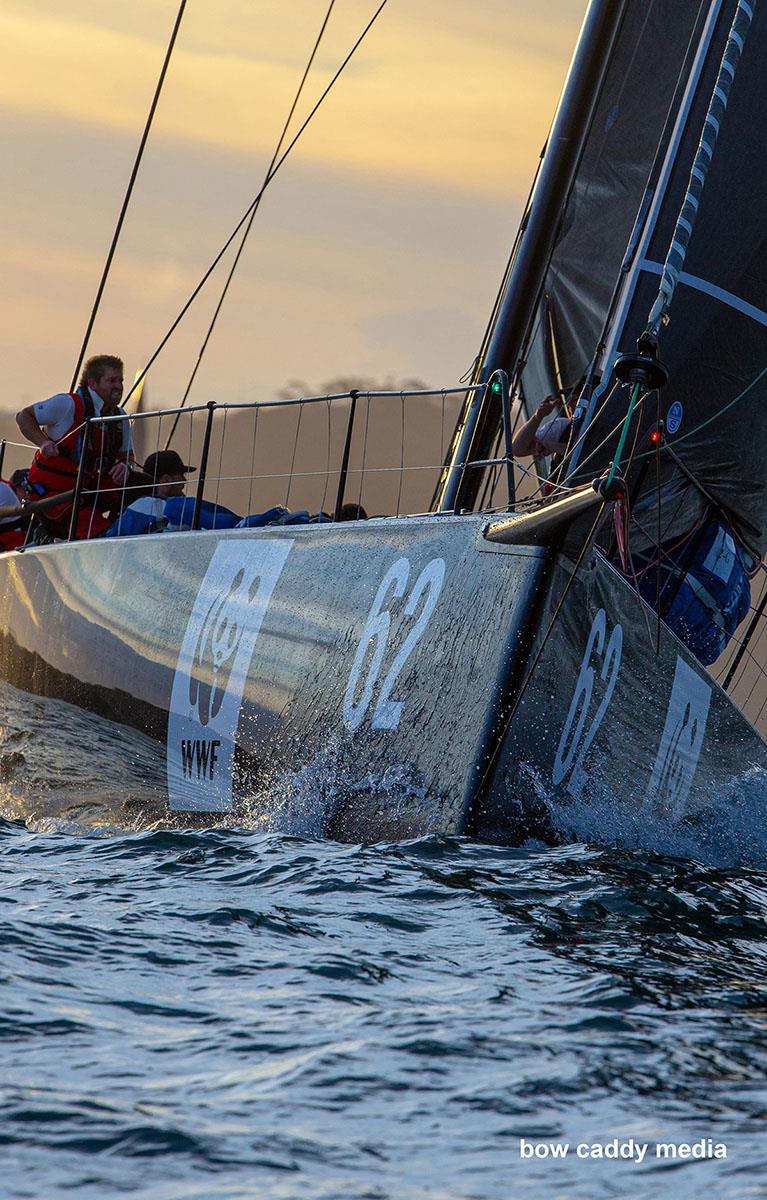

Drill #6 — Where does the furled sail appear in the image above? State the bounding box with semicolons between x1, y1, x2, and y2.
520;0;708;408
574;0;767;558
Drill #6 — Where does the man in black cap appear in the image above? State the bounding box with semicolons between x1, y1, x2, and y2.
142;449;243;530
103;450;196;537
142;449;195;499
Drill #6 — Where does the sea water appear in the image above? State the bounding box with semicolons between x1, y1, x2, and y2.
1;815;766;1200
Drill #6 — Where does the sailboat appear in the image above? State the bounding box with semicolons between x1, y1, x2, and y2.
1;0;766;863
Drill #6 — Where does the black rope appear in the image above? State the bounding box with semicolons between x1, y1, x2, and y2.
164;0;338;450
614;414;657;654
285;404;304;509
124;0;390;412
70;0;188;391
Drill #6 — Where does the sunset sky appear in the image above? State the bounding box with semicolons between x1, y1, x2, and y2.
1;0;587;414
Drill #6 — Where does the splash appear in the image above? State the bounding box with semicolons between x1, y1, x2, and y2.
527;757;767;868
238;737;435;841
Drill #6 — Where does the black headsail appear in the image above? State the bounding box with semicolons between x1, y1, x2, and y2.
571;0;767;558
435;0;708;513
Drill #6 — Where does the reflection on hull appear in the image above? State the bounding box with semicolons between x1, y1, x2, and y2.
0;678;167;831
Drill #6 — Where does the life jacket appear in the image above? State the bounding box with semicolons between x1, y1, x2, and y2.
28;389;123;499
0;527;24;552
0;479;27;551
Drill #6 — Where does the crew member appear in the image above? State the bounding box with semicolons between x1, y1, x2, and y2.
511;395;572;459
0;470;32;552
150;446;242;531
105;449;197;537
16;354;133;539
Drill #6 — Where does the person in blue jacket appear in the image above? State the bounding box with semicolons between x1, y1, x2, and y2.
106;448;244;536
105;449;362;537
105;450;283;536
104;449;193;536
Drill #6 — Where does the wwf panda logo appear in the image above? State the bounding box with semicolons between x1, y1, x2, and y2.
651;698;700;815
188;567;264;727
646;656;710;819
167;540;293;813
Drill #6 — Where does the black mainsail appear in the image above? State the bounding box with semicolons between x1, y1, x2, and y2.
573;0;767;559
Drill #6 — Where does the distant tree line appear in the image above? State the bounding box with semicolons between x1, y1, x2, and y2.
278;375;430;400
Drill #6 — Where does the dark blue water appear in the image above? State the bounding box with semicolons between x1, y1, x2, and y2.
2;821;767;1200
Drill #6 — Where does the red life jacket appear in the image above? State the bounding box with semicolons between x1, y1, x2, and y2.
0;478;26;551
0;527;24;552
28;390;123;498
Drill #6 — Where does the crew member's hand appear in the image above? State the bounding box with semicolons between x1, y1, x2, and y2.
39;439;58;459
535;395;558;419
109;460;130;486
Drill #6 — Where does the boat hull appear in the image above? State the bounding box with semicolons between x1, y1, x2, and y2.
0;517;764;859
0;517;546;837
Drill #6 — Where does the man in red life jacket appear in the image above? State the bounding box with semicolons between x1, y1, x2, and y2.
16;355;133;539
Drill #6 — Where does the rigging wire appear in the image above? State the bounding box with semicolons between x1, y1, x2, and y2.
461;0;657;501
480;373;622;512
615;0;759;637
124;0;391;412
611;476;657;652
481;385;644;514
464;0;641;403
547;380;624;479
431;115;555;512
727;590;767;708
610;401;658;652
467;130;552;388
560;2;712;482
70;0;188;391
722;574;767;692
603;381;641;493
164;0;338;451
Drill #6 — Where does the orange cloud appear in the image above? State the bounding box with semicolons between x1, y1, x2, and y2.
0;3;576;197
0;1;586;410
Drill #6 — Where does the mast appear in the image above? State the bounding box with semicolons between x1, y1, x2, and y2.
435;0;628;514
